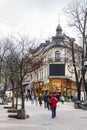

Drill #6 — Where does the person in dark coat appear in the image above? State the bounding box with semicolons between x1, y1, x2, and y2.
38;94;43;106
43;93;48;108
47;94;51;110
49;94;58;118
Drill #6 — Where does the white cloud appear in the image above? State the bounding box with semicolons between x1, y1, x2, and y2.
0;0;77;42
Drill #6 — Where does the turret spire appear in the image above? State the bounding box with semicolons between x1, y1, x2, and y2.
58;13;60;24
56;14;62;37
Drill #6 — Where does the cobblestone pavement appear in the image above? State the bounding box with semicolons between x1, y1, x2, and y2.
0;101;87;130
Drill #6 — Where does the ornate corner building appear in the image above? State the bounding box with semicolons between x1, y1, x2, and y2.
28;23;82;97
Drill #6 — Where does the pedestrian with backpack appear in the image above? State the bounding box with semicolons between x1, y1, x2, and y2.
49;93;58;118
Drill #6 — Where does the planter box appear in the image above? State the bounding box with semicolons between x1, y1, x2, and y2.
8;114;17;118
17;109;26;119
8;109;29;119
74;101;81;109
81;103;87;110
17;109;29;119
7;109;18;113
4;106;13;109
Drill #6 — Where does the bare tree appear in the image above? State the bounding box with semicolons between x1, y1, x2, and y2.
4;35;36;115
64;35;82;100
64;0;87;101
0;34;37;118
0;38;12;103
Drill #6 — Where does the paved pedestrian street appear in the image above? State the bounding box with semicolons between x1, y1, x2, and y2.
0;101;87;130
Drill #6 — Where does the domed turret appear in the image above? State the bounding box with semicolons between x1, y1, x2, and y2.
56;24;62;32
56;24;62;37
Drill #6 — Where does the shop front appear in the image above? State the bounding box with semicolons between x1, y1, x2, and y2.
49;78;67;96
42;82;49;94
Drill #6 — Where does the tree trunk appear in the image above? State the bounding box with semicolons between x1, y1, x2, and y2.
71;39;81;100
21;90;25;109
15;91;18;109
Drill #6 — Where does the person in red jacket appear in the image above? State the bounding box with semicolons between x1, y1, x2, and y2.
49;94;58;118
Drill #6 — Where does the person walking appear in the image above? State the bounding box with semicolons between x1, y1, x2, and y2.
47;93;51;110
43;92;48;108
38;94;43;106
31;94;34;104
49;94;58;118
34;93;38;106
61;96;65;104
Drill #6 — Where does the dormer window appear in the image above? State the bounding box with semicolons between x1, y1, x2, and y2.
55;50;61;61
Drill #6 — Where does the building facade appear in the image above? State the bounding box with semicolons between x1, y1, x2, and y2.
28;23;82;98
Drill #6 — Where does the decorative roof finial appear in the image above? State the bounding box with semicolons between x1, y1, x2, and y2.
58;13;60;24
56;13;62;36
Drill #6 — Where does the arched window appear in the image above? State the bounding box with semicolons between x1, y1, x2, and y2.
55;50;61;61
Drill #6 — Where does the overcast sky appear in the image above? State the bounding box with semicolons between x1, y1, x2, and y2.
0;0;78;42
